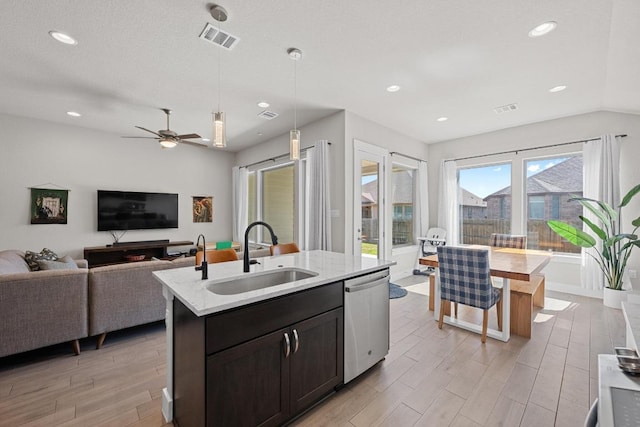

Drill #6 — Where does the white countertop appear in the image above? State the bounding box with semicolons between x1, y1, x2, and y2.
623;301;640;350
598;354;640;427
153;250;395;317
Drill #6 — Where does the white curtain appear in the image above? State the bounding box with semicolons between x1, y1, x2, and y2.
438;160;459;246
306;141;332;250
581;134;621;291
414;161;429;241
232;166;249;244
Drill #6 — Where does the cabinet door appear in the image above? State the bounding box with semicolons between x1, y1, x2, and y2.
289;308;344;414
207;327;291;427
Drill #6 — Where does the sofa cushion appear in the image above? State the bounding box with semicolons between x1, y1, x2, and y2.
37;255;78;271
0;250;30;274
24;248;59;271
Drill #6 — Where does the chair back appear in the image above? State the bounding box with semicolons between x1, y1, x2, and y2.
195;249;238;265
490;233;526;249
426;227;447;243
270;242;300;256
437;246;496;310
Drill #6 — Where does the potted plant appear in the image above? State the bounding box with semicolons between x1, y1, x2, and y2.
547;184;640;308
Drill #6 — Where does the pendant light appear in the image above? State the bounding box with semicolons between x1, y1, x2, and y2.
288;48;302;160
210;5;228;148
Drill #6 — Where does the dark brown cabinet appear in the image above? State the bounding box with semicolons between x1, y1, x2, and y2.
206;308;343;427
173;281;344;427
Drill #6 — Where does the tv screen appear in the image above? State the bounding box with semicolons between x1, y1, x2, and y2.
97;190;178;231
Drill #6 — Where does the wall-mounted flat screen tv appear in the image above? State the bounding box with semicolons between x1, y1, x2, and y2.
97;190;178;231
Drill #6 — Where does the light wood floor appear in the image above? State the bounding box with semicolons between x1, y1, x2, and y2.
0;277;625;427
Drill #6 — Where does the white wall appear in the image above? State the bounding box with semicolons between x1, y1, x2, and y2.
0;113;235;259
234;111;347;252
426;110;640;294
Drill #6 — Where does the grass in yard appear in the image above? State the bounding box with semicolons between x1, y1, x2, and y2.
361;242;378;255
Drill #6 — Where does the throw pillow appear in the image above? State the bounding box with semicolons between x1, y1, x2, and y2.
24;248;59;271
36;255;78;271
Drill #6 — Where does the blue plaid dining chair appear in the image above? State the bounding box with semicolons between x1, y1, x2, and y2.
437;246;502;343
489;233;526;249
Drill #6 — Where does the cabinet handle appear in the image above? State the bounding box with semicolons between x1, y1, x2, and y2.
283;332;291;358
292;329;299;354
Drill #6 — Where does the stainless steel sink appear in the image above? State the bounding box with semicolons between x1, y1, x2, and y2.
206;268;319;295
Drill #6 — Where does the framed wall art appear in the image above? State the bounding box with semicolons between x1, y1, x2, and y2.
30;188;68;224
192;196;213;223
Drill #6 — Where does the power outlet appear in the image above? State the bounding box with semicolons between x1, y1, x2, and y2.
629;269;638;279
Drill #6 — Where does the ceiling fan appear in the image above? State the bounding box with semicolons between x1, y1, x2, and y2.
123;108;203;148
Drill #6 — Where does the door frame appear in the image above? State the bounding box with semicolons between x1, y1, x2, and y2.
353;140;389;259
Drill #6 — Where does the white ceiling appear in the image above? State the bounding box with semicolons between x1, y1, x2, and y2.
1;0;638;151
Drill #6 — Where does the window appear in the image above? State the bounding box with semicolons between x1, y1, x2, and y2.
525;155;582;253
551;195;560;219
391;165;415;247
458;163;511;245
529;196;545;219
263;165;295;243
247;160;305;245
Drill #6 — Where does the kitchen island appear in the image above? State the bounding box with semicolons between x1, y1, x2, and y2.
154;250;395;427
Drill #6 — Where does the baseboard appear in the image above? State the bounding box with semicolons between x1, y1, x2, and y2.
162;387;173;423
546;281;603;299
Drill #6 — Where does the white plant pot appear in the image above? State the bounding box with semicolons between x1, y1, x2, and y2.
603;287;627;309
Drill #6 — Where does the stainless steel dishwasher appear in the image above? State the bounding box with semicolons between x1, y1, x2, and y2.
344;269;390;383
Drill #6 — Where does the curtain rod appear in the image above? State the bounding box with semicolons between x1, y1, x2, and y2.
389;151;427;163
445;134;627;163
239;142;332;169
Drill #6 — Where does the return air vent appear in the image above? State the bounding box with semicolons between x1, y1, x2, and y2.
494;103;518;114
258;110;279;120
199;23;240;50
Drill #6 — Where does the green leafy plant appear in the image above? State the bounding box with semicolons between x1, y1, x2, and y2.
547;184;640;290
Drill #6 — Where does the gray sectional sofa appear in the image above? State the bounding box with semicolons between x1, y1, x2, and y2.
0;250;194;358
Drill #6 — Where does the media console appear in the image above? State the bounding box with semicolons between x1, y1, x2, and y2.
84;240;193;267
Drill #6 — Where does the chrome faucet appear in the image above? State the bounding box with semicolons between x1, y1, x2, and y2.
195;234;208;280
244;221;278;272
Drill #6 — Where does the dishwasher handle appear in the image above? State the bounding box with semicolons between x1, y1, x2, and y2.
345;276;389;293
344;270;388;287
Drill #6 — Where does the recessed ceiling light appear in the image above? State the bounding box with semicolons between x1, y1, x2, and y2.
257;132;263;136
257;101;270;108
201;138;210;142
436;117;448;122
386;85;401;93
49;31;78;45
66;111;81;117
549;85;567;93
528;21;557;37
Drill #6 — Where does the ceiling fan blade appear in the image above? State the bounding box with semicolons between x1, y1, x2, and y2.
122;136;159;139
176;133;201;140
180;140;208;148
135;126;162;137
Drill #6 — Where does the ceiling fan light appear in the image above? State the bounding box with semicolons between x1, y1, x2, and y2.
290;129;300;160
160;138;177;148
213;111;226;148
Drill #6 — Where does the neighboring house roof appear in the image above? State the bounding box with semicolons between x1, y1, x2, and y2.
361;170;414;204
485;156;583;198
462;189;487;207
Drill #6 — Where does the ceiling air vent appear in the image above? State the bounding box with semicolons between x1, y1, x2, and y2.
257;110;279;120
494;103;518;114
199;23;240;50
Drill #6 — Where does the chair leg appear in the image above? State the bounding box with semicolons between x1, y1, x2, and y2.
72;339;80;356
496;290;503;332
96;332;107;349
482;310;489;343
454;302;458;318
438;300;446;329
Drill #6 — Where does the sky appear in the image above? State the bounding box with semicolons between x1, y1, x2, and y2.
459;157;568;198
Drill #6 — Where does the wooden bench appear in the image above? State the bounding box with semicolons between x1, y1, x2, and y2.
509;274;545;338
429;273;545;338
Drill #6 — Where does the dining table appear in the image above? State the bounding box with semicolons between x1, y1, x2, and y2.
419;245;552;342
